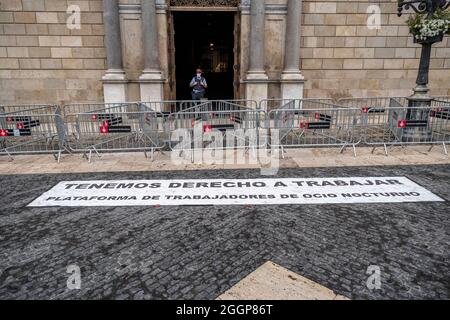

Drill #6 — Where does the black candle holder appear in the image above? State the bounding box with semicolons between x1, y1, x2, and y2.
397;0;449;96
397;0;449;141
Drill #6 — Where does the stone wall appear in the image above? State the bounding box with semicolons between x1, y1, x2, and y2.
300;0;450;99
0;0;105;104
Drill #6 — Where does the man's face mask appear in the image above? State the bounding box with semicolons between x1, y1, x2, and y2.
197;73;202;78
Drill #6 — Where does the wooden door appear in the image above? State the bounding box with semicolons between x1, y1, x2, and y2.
233;12;241;99
167;11;177;100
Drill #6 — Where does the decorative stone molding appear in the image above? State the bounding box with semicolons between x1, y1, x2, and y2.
156;0;168;12
265;4;288;15
241;3;287;15
169;0;239;6
118;4;140;14
119;2;168;14
118;1;287;15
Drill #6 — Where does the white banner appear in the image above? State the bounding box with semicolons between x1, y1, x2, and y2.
28;177;444;207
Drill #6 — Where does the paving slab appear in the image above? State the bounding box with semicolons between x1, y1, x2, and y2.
218;261;350;300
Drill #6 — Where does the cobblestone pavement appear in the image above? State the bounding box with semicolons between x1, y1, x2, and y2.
0;165;448;300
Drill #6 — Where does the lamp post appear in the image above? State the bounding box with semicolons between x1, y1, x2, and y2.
397;0;449;105
397;1;449;141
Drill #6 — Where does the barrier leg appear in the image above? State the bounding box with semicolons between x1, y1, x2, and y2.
371;146;377;154
53;150;62;163
5;150;14;161
251;146;257;161
86;147;101;163
384;144;389;156
429;143;448;156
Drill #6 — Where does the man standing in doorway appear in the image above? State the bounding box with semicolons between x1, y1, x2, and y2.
190;68;208;100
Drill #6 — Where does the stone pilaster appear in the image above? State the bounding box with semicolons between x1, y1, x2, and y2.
139;0;165;105
281;0;305;102
245;0;268;106
102;0;127;103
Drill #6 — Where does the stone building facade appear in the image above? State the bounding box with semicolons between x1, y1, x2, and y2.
0;0;449;106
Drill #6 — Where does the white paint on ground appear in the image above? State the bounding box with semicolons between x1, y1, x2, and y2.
28;177;444;207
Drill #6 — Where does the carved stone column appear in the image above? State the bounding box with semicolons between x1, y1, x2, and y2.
139;0;165;105
245;0;268;106
281;0;305;102
102;0;127;103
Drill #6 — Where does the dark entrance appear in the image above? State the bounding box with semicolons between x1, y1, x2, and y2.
172;11;236;100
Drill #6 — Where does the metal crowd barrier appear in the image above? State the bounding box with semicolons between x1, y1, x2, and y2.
0;104;59;115
62;102;141;118
338;96;409;110
266;102;362;157
0;104;66;162
64;103;165;162
434;96;450;103
179;99;258;112
139;101;188;146
260;98;335;111
140;101;181;114
2;97;449;163
363;98;449;155
167;100;265;162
